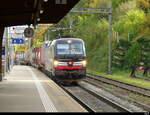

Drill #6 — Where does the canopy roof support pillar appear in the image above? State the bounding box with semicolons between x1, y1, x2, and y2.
0;28;4;81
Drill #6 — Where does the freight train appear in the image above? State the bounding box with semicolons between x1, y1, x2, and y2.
25;36;87;84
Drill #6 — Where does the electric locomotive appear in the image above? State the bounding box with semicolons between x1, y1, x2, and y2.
48;36;86;83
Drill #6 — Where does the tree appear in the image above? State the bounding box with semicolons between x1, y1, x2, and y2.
114;9;146;38
137;0;150;13
31;24;50;48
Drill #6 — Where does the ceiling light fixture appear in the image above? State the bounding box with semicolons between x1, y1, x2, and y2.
43;0;48;2
37;18;40;22
40;10;44;14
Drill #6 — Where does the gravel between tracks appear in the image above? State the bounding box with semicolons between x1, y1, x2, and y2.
79;81;146;112
64;86;120;112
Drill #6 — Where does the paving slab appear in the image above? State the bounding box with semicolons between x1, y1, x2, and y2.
0;65;87;112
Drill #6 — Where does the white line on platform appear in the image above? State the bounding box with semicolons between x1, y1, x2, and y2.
28;67;57;112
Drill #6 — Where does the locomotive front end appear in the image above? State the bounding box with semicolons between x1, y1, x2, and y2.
53;38;86;82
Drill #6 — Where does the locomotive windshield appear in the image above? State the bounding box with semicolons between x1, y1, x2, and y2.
56;43;84;55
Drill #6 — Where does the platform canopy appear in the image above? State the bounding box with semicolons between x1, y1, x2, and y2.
0;0;79;27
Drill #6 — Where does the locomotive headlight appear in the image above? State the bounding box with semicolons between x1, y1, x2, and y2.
67;40;72;44
54;60;58;67
82;60;87;67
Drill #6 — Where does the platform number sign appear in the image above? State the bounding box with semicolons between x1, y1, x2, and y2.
12;38;24;44
55;0;67;4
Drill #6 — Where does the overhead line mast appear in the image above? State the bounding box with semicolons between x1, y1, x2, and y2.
70;2;112;74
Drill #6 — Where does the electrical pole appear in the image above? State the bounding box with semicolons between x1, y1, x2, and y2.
116;32;119;43
68;14;73;34
71;1;113;74
108;2;112;74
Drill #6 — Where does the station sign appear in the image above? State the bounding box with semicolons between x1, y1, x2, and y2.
12;38;24;44
15;45;26;52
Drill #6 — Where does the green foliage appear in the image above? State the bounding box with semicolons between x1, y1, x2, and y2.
112;38;131;68
114;9;146;36
137;37;150;66
137;0;150;13
87;69;150;88
31;25;49;48
124;42;141;68
42;0;150;74
71;15;109;72
114;0;137;19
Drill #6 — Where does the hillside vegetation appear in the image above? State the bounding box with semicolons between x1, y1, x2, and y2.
32;0;150;76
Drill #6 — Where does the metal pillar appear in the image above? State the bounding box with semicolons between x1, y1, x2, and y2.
108;2;112;74
68;14;73;34
5;27;9;73
71;1;113;74
0;28;4;81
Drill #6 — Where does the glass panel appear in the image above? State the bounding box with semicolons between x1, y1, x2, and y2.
70;43;83;54
56;42;84;55
57;44;69;54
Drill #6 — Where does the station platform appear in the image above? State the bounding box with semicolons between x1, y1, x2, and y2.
0;65;87;112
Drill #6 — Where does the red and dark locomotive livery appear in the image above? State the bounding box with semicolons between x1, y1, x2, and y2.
50;38;86;82
26;37;86;83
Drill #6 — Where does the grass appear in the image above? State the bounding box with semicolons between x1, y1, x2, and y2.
102;83;116;89
128;93;150;105
87;69;150;89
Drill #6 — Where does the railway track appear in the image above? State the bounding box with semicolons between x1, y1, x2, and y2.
87;73;150;98
83;77;150;112
40;68;146;112
136;77;150;82
40;69;132;112
59;83;132;112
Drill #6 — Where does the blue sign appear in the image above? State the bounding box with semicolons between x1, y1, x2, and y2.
12;38;24;44
2;47;5;55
